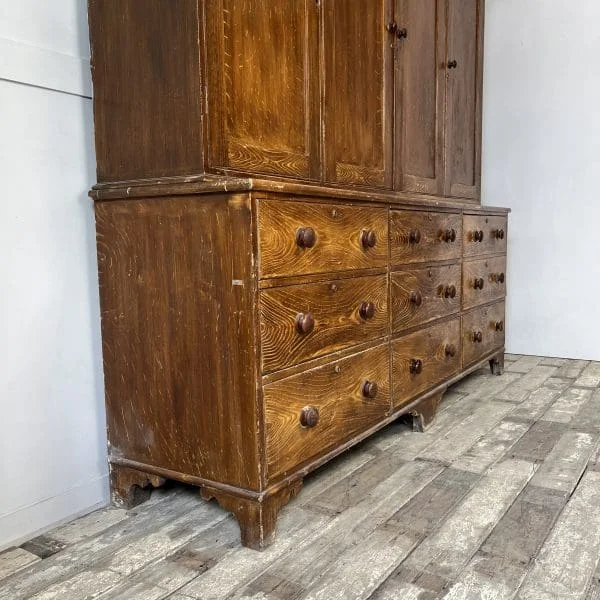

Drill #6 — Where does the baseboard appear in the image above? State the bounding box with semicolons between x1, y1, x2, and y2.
0;475;109;552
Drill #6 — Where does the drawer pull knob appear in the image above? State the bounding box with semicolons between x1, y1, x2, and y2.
361;229;377;249
444;285;457;299
495;321;504;332
362;381;379;399
296;312;315;335
490;272;505;284
396;27;408;39
409;229;422;244
300;406;320;428
472;230;484;243
296;227;316;249
359;301;376;320
386;21;398;34
473;331;483;343
445;344;457;358
448;59;458;69
495;229;505;240
409;358;423;374
409;291;423;307
473;278;485;290
442;229;457;243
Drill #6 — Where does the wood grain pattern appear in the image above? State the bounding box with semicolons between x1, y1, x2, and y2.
323;0;393;188
264;345;390;482
462;301;506;368
95;194;261;490
391;319;461;409
260;275;388;373
391;264;461;333
463;214;508;257
204;0;320;179
88;0;204;182
258;199;388;278
390;210;462;265
462;255;507;310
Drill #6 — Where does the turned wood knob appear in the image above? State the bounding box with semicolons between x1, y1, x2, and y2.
359;301;376;320
444;285;457;299
362;381;379;399
409;358;423;374
361;229;377;249
498;272;505;284
473;277;485;290
442;229;457;243
296;312;315;335
445;344;457;358
296;227;316;249
300;406;319;428
472;230;484;243
409;291;423;307
396;27;408;39
495;229;505;240
409;229;422;244
495;320;504;332
448;59;458;69
473;331;483;343
386;21;398;34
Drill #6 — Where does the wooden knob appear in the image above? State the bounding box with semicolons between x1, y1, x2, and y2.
296;227;316;249
296;312;315;335
442;229;457;243
445;344;457;358
409;229;421;244
361;229;377;249
300;406;319;428
409;358;423;374
409;291;423;307
472;230;484;243
444;285;457;299
386;21;398;34
495;321;504;332
359;301;376;321
448;59;458;69
495;229;505;240
474;278;485;290
396;27;408;39
473;331;483;343
498;273;505;284
362;381;379;399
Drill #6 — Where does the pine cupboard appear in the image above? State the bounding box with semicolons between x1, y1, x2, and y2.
88;0;508;551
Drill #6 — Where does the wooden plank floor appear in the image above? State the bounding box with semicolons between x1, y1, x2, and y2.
3;354;600;599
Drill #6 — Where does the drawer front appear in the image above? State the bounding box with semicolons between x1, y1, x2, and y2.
258;199;388;278
462;302;506;367
463;256;507;310
260;275;388;373
463;215;508;257
391;264;461;333
390;210;462;265
391;319;461;409
264;344;390;481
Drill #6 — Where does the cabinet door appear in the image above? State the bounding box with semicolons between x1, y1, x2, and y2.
444;0;484;199
322;0;394;188
205;0;320;180
395;0;446;196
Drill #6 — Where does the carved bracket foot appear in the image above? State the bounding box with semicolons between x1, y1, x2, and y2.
110;464;166;509
409;390;445;433
489;352;505;376
201;479;303;551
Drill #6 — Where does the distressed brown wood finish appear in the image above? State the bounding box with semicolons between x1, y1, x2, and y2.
88;1;508;550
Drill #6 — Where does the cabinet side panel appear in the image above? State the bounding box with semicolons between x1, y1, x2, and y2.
88;0;204;182
95;194;261;490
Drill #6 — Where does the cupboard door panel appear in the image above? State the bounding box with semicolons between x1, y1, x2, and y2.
395;0;446;195
323;0;394;188
205;0;319;179
445;0;484;199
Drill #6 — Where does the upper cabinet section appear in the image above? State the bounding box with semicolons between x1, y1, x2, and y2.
322;0;394;189
205;0;321;180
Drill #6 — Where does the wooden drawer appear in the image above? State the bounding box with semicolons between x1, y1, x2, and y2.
260;274;388;373
391;264;461;333
258;199;388;278
463;214;507;257
264;344;390;482
462;302;506;367
390;210;462;266
463;256;507;310
391;319;461;409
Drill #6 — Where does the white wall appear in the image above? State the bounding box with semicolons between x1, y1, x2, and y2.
0;1;107;550
483;0;600;360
